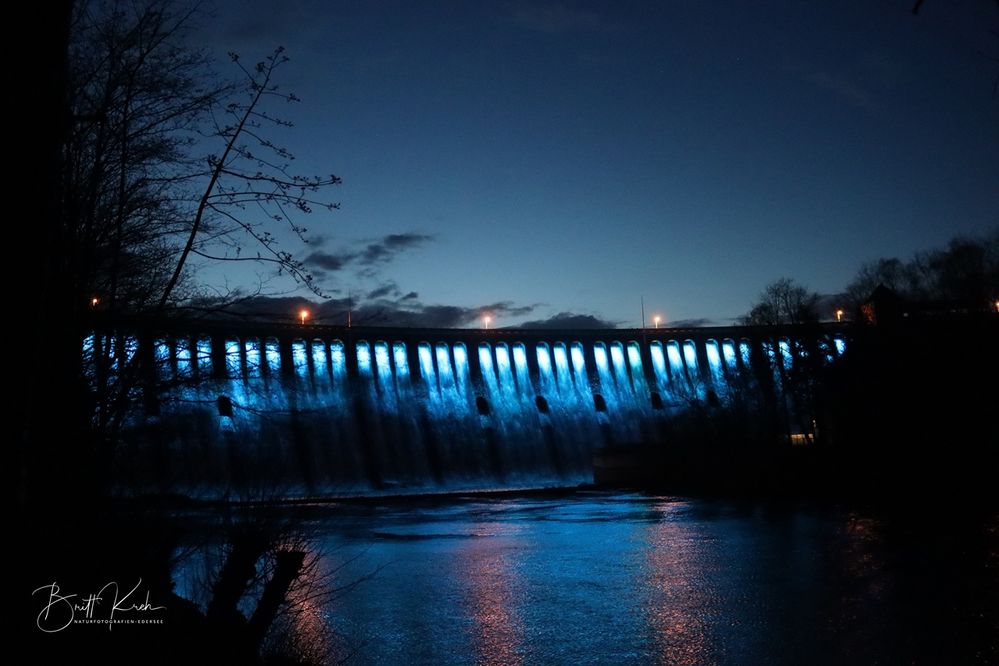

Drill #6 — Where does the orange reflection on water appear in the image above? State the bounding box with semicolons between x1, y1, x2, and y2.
456;524;524;666
277;545;335;665
643;502;715;666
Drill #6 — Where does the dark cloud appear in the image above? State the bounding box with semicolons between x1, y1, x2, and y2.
358;233;434;265
218;295;541;329
667;318;713;328
366;282;400;300
520;311;617;329
304;250;350;272
304;232;434;277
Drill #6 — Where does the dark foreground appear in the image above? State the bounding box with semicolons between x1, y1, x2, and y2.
26;491;995;665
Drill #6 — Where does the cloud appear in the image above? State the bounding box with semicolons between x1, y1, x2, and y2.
667;318;713;328
366;281;401;300
358;233;434;265
304;232;434;276
520;311;618;329
304;250;350;272
221;294;541;328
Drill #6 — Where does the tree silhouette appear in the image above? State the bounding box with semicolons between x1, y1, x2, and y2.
741;277;820;326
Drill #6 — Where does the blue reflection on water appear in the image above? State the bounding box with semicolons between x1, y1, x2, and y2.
169;494;961;666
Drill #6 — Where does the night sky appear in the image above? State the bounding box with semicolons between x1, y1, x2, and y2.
194;0;998;328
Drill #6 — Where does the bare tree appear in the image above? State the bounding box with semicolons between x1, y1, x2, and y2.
845;230;999;307
59;0;343;480
742;277;820;326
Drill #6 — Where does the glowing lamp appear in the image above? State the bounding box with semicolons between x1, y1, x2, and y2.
653;315;662;329
483;315;492;329
836;309;844;322
299;309;309;325
90;297;99;307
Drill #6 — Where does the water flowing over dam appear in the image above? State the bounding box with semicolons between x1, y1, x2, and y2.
88;323;849;498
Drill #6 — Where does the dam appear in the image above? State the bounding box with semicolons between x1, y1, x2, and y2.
86;321;849;498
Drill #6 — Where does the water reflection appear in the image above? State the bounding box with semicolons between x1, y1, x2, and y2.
643;502;713;666
170;495;998;666
457;523;524;666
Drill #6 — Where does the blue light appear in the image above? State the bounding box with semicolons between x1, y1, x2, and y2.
594;342;618;408
683;340;703;399
436;343;455;392
356;341;373;379
453;343;470;395
265;338;281;373
834;337;846;356
176;337;192;378
375;342;395;405
225;338;241;379
154;339;171;380
722;339;738;374
479;343;500;396
495;343;518;405
418;342;438;396
393;342;410;381
570;342;588;394
293;339;310;379
197;337;213;376
330;340;347;383
778;339;793;371
739;339;752;369
537;343;556;397
762;341;782;390
627;342;647;397
705;339;726;399
610;342;632;399
650;341;669;394
666;341;686;390
512;343;531;394
313;340;329;378
553;343;575;401
244;338;262;378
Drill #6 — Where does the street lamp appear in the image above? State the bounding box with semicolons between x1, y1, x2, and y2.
653;315;662;329
836;309;844;322
299;309;309;326
483;315;492;329
90;296;99;307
